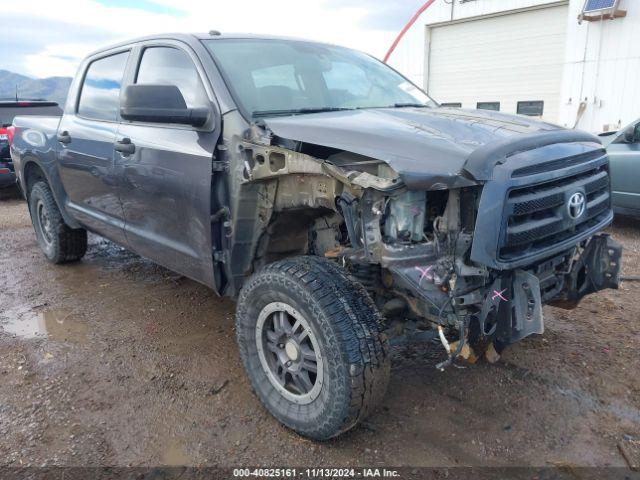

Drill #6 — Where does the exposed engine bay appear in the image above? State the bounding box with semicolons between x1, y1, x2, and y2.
216;116;623;367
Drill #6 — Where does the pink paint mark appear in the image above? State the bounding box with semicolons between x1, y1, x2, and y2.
415;265;433;285
492;288;508;302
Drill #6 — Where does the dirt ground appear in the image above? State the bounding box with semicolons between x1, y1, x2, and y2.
1;196;639;469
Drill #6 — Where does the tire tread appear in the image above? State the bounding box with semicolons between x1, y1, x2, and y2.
30;181;87;263
236;256;390;440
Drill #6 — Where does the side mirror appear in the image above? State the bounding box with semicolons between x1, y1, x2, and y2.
623;124;640;143
120;84;209;127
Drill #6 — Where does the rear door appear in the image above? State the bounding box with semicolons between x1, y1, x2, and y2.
57;50;130;244
608;122;640;216
115;41;219;287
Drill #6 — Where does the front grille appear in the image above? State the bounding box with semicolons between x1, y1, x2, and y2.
500;164;611;260
511;150;603;177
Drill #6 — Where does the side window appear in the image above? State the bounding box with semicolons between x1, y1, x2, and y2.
136;47;208;109
78;52;129;122
441;103;462;108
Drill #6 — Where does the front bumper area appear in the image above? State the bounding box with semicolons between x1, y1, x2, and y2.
478;234;622;345
549;234;622;309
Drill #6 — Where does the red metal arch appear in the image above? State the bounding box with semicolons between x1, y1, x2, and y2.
383;0;437;63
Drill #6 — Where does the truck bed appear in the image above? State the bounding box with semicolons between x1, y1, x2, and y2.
10;115;62;198
12;115;61;138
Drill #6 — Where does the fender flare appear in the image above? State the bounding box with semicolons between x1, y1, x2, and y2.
22;157;81;229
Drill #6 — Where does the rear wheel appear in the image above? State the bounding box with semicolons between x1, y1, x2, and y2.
29;181;87;263
236;256;390;440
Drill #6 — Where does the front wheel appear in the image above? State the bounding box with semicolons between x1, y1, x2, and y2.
29;181;87;263
236;256;390;440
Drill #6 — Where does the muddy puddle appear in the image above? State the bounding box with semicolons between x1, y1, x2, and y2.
0;305;87;342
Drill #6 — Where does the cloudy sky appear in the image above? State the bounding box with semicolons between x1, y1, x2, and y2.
2;0;425;78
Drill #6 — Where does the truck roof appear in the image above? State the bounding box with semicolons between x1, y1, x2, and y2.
87;32;343;57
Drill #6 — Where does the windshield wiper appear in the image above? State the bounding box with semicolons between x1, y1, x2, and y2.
252;107;354;118
391;103;430;108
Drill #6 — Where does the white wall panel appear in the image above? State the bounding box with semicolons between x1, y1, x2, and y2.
558;0;640;132
388;0;565;86
427;5;568;121
388;0;640;132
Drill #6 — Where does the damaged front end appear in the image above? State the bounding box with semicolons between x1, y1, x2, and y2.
223;117;622;367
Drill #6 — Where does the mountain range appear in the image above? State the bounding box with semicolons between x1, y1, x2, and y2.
0;70;72;106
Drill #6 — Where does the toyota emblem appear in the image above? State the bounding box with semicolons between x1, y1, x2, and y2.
567;192;586;219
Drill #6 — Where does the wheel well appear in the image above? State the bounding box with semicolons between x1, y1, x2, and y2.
21;161;79;229
253;208;340;269
23;161;47;197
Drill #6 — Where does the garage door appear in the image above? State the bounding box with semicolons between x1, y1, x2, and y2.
427;4;568;122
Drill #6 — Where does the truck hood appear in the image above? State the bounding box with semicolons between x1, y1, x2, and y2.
262;107;575;189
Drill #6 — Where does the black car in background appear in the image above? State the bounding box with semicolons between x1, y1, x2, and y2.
1;101;63;195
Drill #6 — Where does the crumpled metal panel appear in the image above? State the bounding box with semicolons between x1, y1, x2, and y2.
263;107;562;190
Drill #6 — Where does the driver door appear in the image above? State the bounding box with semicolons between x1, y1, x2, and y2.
115;43;220;288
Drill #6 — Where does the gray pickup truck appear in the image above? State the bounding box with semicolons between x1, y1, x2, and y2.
11;33;622;440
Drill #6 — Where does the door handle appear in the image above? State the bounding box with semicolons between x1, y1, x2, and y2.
114;138;135;155
57;131;71;144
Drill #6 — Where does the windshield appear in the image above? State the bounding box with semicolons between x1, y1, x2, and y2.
204;39;436;118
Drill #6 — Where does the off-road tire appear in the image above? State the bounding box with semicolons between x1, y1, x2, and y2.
29;181;87;263
236;256;390;440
